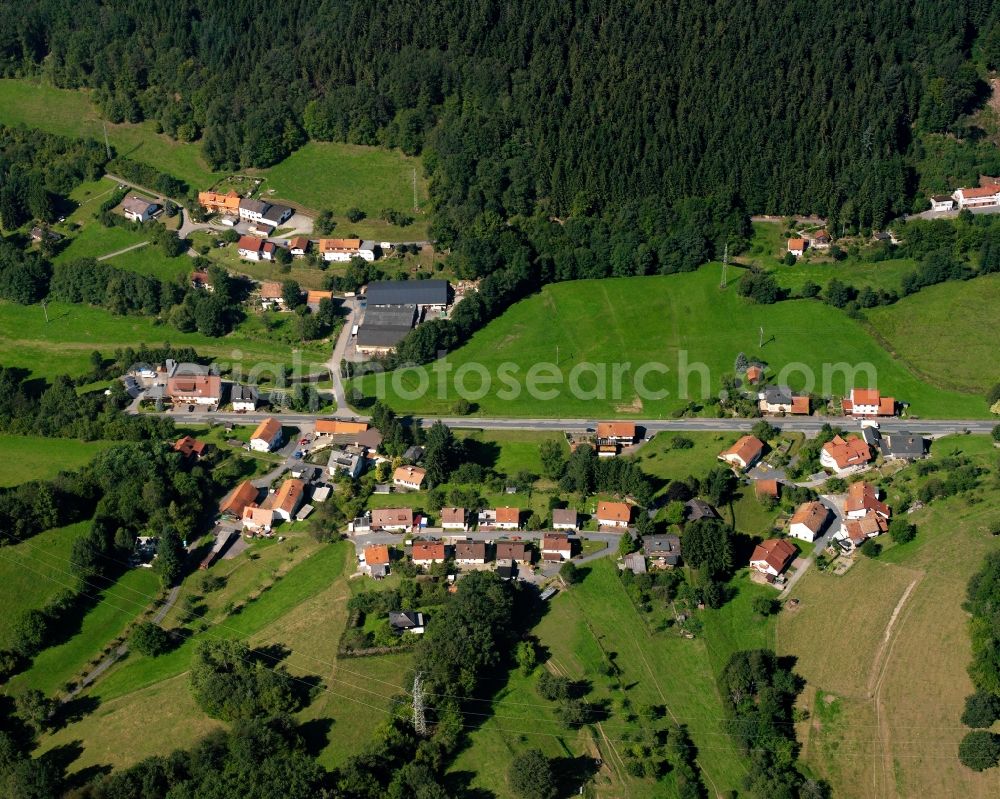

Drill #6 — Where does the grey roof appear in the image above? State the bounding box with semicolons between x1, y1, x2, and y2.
123;195;156;214
623;552;647;574
239;198;269;214
389;611;423;630
356;325;410;348
881;433;926;459
231;383;259;403
931;195;953;203
761;385;793;405
365;279;448;307
360;239;376;251
551;508;578;526
263;205;292;222
862;426;881;446
643;535;681;556
685;499;719;521
403;446;424;462
362;305;416;329
355;428;383;450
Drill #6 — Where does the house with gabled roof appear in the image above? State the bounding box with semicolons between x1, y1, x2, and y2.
371;508;413;531
496;541;531;565
758;386;809;415
362;544;391;578
393;465;426;491
272;479;305;521
541;533;572;561
551;508;578;530
718;435;765;471
787;238;807;257
440;507;468;531
412;541;447;566
845;482;890;520
643;534;681;568
173;435;207;461
597;500;631;529
220;480;259;519
250;417;284;452
820;435;872;473
789;501;831;542
122;195;159;222
495;507;520;530
842;388;895;418
455;541;487;565
750;538;796;578
242;505;275;536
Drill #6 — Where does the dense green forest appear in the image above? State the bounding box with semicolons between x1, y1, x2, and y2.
2;0;998;235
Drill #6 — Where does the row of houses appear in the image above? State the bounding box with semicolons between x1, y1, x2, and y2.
198;190;293;232
929;182;1000;212
786;229;831;256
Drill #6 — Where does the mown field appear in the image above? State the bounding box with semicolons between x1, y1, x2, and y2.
0;435;112;487
0;299;329;380
866;273;1000;394
350;266;987;418
779;435;1000;799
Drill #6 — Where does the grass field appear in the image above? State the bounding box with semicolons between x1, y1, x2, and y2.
0;300;328;380
778;436;1000;798
772;258;919;296
0;435;112;487
866;273;1000;394
350;267;986;418
454;429;569;476
0;522;90;649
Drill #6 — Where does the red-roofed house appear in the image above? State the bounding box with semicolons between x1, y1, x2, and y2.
289;237;310;257
220;480;259;519
718;436;765;471
842;513;888;550
820;435;872;472
371;508;413;531
242;505;275;535
952;185;1000;209
745;365;764;384
495;507;520;530
845;482;890;520
166;373;222;406
237;235;275;262
842;388;896;418
541;533;572;561
440;507;468;531
250;417;284;452
596;422;636;442
597;500;631;529
273;479;305;521
789;501;832;542
754;479;781;501
787;238;807;257
173;435;207;461
750;538;797;578
412;541;446;566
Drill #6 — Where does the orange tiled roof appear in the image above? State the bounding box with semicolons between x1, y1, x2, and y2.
597;500;630;523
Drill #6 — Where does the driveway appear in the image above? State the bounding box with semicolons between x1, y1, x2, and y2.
780;492;844;597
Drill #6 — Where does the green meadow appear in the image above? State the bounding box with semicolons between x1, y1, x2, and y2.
0;435;113;487
350;266;987;418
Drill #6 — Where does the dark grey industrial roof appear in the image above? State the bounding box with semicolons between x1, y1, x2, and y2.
362;305;416;329
239;198;269;214
261;203;292;222
356;325;411;348
365;279;448;307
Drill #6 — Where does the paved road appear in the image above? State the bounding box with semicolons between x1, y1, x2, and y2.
326;297;361;409
780;494;843;598
148;408;998;437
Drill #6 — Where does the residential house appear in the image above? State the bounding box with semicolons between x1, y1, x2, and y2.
356;428;383;452
749;538;797;578
289;237;310;257
364;280;448;309
745;365;764;384
319;238;375;262
242;505;275;536
362;544;391;579
260;203;293;228
685;498;719;522
190;270;211;291
787;238;807;257
371;508;413;531
789;501;831;542
477;509;497;527
811;230;831;249
249;417;284;452
238;198;270;223
238;235;275;262
754;479;781;501
122;196;159;223
440;507;468;531
198;190;241;214
272;479;305;522
758;386;809;415
551;508;578;530
389;611;425;634
718;435;765;471
328;449;364;479
842;388;895;418
248;221;274;237
952;184;1000;209
315;419;369;436
841;513;888;551
259;281;284;309
29;226;62;244
597;500;631;529
596;422;636;443
230;383;259;412
930;195;955;212
412;541;447;566
541;533;572;561
455;541;487;565
219;480;259;519
393;465;426;491
879;433;926;461
495;507;521;530
173;435;207;461
643;534;681;568
845;482;890;521
496;541;532;566
820;434;872;472
166;369;222;406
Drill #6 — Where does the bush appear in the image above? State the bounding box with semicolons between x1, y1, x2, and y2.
129;622;171;657
860;539;882;558
560;561;580;584
958;731;1000;771
962;691;1000;729
889;519;917;545
346;207;366;223
751;596;778;616
671;436;694;449
508;749;557;799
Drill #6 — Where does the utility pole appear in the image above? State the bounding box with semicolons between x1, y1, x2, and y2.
413;672;427;737
412;168;419;213
41;299;49;323
103;122;112;160
555;344;559;365
759;325;764;348
720;242;728;289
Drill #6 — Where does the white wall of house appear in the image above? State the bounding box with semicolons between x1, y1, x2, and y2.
789;523;818;542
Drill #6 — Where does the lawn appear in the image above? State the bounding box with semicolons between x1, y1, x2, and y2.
9;567;163;696
0;522;90;649
0;435;113;487
0;300;328;380
452;559;774;798
635;431;736;489
455;429;569;476
866;272;1000;394
249;140;430;239
778;437;1000;799
104;243;191;282
772;258;919;296
0;78;222;189
350;266;986;418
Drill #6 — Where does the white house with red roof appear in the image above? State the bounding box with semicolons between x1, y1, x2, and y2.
952;184;1000;209
749;539;796;578
238;235;275;262
842;388;895;418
